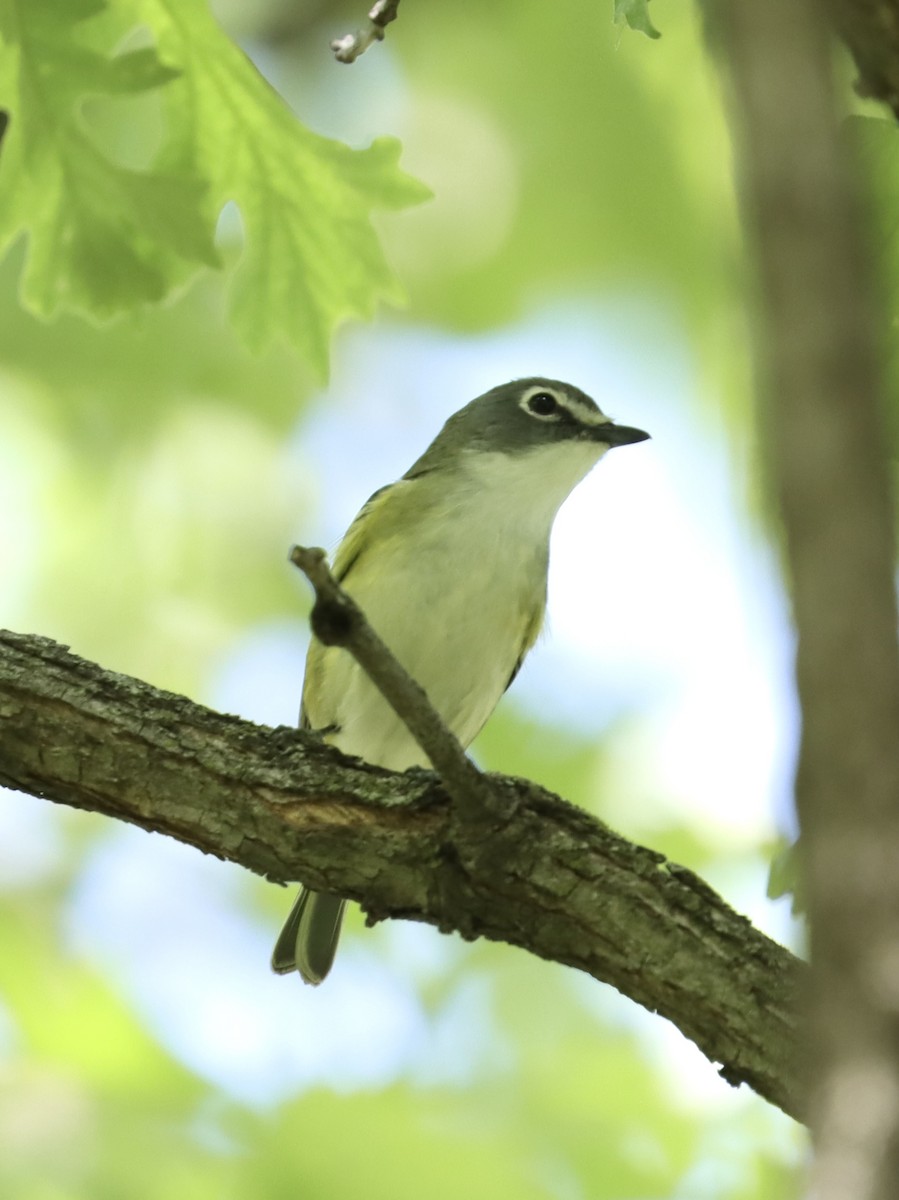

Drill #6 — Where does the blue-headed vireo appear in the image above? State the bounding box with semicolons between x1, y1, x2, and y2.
272;377;649;984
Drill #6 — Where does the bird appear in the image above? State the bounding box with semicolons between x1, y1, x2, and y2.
271;377;649;983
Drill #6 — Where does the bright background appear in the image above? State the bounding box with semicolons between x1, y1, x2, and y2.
0;0;805;1195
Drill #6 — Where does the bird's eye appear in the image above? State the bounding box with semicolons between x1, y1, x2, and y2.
527;391;560;418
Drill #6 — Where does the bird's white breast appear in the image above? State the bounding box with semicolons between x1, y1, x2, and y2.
304;440;606;771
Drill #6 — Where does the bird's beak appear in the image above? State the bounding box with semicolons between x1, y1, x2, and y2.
591;421;650;447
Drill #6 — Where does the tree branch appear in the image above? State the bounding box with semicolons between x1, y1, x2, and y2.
719;0;899;1191
0;628;803;1119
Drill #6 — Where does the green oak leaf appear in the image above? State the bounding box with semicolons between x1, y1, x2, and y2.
766;837;805;916
0;0;429;374
614;0;661;40
0;0;219;317
132;0;430;373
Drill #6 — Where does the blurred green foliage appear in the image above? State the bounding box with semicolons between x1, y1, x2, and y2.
0;0;807;1196
0;845;800;1200
0;0;428;373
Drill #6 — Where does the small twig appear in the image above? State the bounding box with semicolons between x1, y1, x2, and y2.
289;546;497;822
331;0;401;64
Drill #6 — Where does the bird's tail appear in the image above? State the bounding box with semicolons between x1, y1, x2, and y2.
271;888;346;985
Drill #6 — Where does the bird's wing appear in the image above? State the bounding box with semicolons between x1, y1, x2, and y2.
299;482;400;731
331;483;396;582
503;601;546;694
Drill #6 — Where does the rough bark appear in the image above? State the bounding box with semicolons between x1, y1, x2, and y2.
720;0;899;1194
0;627;802;1119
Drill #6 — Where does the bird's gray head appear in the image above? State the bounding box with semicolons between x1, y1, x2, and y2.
406;378;649;481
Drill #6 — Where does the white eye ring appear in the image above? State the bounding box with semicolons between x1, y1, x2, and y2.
522;389;563;420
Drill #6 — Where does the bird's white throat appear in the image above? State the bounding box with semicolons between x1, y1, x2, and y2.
460;442;608;536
